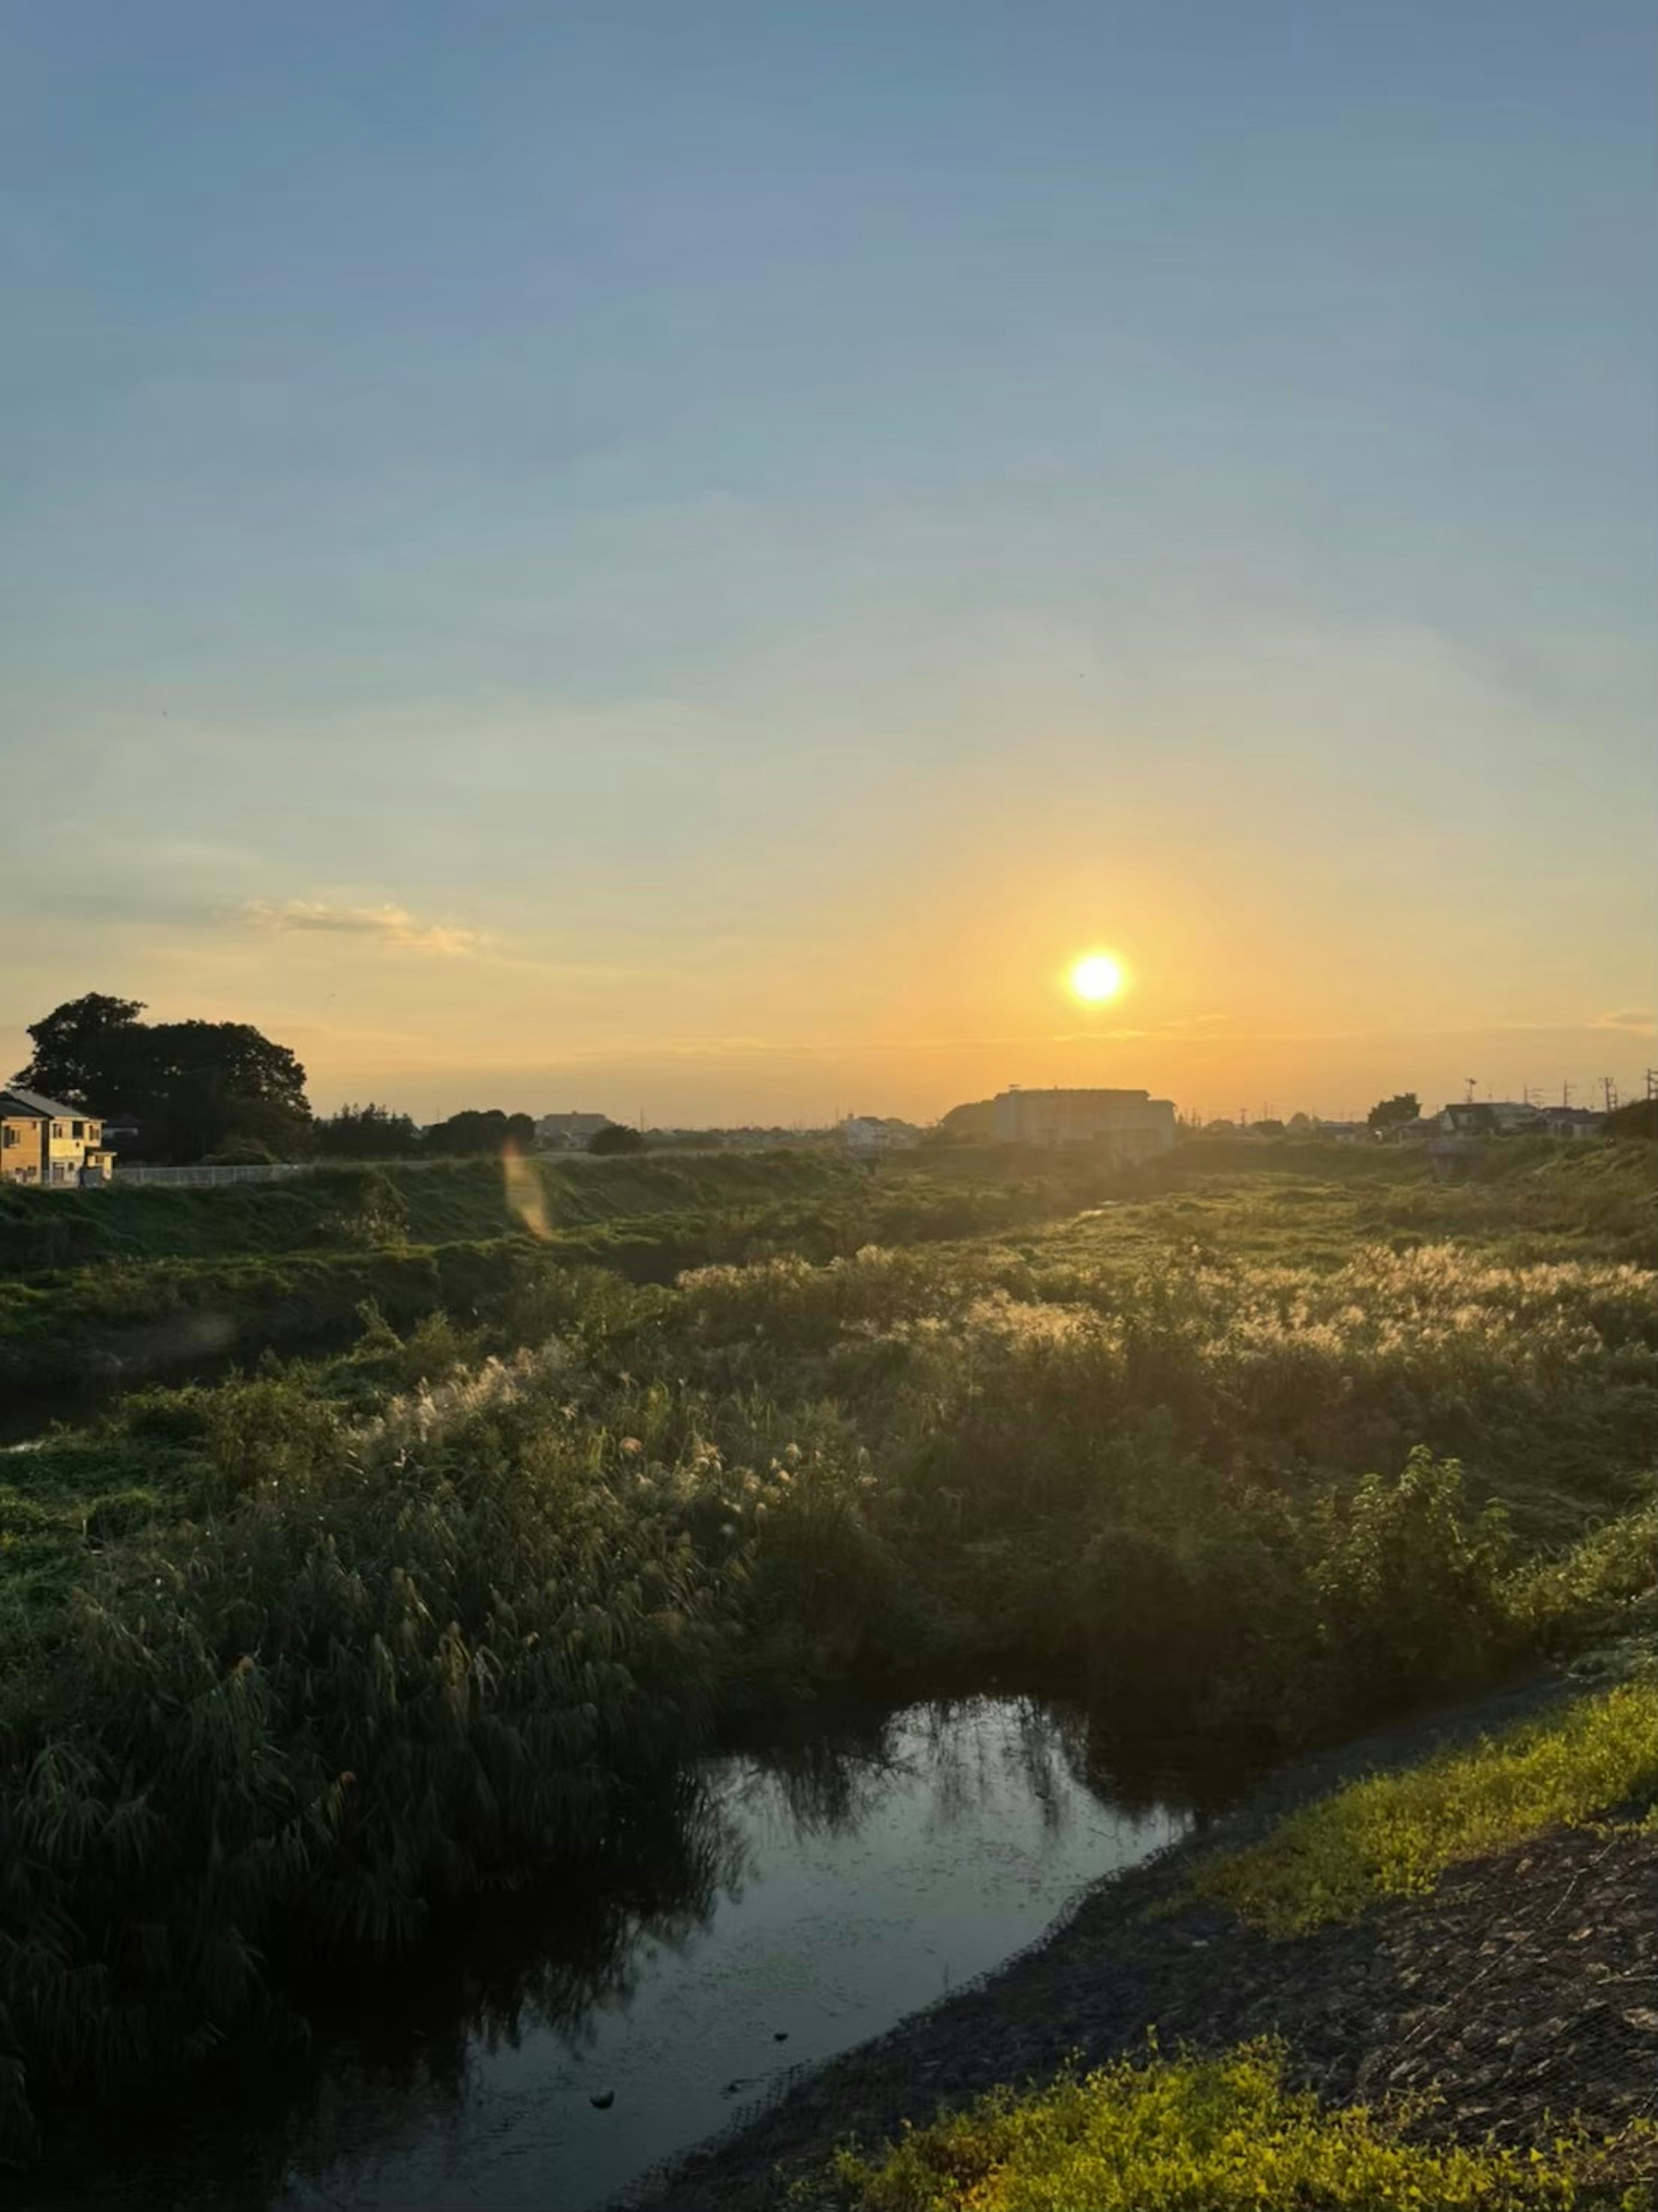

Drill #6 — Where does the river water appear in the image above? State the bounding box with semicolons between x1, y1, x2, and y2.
25;1696;1209;2212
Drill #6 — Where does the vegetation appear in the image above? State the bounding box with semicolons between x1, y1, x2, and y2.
14;993;311;1162
589;1122;645;1153
311;1101;423;1158
1194;1681;1658;1935
796;2041;1652;2209
1368;1091;1421;1132
1;1142;1655;2161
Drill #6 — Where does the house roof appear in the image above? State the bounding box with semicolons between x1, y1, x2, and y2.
0;1086;85;1119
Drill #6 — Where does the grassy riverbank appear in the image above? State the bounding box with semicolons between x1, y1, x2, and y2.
2;1142;1654;2164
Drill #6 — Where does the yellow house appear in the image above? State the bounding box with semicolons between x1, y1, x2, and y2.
0;1087;117;1186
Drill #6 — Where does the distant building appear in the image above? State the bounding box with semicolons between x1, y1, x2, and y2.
841;1115;920;1159
992;1087;1176;1160
535;1111;615;1151
1541;1105;1605;1141
1437;1101;1601;1141
0;1088;117;1186
1314;1120;1367;1144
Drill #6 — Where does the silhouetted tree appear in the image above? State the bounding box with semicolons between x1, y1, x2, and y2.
423;1109;536;1157
315;1103;422;1160
1367;1092;1421;1134
588;1123;645;1154
15;994;311;1162
13;994;148;1107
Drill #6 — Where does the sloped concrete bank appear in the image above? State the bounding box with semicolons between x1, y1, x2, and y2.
625;1667;1654;2209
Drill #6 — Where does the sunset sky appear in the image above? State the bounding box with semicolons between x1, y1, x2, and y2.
4;1;1653;1125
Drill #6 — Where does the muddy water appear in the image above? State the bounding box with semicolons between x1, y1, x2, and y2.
31;1697;1206;2212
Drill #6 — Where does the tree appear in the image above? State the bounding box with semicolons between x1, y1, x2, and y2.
315;1103;422;1160
140;1019;311;1161
1367;1092;1421;1134
13;993;147;1107
15;994;311;1162
588;1122;645;1154
422;1109;536;1157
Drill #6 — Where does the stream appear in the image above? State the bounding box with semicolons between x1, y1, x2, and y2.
24;1695;1225;2212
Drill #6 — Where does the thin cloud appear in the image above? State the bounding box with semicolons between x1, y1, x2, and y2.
1592;1009;1655;1034
244;899;485;956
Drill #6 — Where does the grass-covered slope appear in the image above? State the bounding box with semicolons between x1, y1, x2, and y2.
0;1148;863;1269
1194;1679;1658;1933
797;2041;1650;2209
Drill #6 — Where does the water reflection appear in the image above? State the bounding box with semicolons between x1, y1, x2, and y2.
22;1696;1216;2212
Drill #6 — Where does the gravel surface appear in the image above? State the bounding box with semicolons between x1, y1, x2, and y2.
623;1668;1658;2209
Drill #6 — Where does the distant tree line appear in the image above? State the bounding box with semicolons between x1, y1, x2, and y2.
13;993;592;1166
312;1104;540;1160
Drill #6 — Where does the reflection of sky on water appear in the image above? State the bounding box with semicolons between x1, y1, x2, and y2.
274;1698;1190;2212
22;1697;1205;2212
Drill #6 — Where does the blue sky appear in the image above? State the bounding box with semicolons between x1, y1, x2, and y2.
3;0;1652;1121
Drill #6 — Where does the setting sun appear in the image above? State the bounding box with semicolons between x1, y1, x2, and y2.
1069;953;1124;1005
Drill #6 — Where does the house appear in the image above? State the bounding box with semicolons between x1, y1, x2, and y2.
535;1111;615;1151
0;1088;118;1186
992;1087;1176;1160
840;1116;920;1159
1542;1105;1605;1141
1437;1103;1499;1137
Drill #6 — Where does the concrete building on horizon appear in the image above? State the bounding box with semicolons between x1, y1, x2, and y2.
992;1087;1177;1160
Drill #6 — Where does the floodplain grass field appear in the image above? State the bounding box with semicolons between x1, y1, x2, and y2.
0;1137;1655;2166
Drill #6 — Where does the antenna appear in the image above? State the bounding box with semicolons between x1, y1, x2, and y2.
1464;1076;1478;1104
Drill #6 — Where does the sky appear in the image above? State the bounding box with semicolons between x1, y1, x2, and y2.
3;0;1653;1125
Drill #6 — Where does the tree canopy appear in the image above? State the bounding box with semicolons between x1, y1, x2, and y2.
313;1103;422;1160
14;994;311;1163
1367;1092;1422;1133
423;1108;536;1157
587;1122;644;1154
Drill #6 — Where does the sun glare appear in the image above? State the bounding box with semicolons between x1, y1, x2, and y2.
1069;953;1124;1004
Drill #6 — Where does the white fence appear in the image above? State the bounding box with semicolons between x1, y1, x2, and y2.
110;1162;311;1190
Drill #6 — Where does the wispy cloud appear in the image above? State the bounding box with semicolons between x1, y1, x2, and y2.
244;900;485;956
1592;1009;1655;1035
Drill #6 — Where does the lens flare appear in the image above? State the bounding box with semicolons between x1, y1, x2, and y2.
503;1142;553;1240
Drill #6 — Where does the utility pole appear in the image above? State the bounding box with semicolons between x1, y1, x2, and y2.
1561;1079;1573;1108
1602;1077;1618;1114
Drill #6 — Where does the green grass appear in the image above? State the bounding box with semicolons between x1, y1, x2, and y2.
797;2041;1652;2209
0;1150;867;1266
1194;1682;1658;1935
